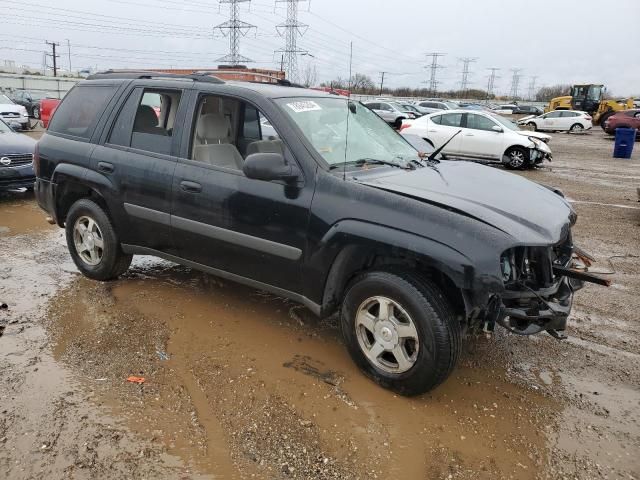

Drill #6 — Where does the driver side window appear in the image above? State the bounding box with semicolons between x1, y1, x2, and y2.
466;114;497;131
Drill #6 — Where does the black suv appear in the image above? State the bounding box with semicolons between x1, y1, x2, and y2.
35;71;596;395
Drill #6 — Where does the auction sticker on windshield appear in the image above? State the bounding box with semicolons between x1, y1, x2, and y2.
286;101;322;113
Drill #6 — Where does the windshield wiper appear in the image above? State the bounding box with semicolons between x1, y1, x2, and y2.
427;129;462;162
330;158;414;170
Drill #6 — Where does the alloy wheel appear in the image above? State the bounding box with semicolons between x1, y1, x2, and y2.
73;216;105;266
355;296;419;374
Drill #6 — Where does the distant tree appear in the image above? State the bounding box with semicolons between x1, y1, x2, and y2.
535;84;570;102
300;63;318;88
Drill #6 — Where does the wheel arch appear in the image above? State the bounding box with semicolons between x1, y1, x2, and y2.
318;222;473;322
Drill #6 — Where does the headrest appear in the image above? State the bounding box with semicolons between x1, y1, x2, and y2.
134;104;159;131
197;113;230;143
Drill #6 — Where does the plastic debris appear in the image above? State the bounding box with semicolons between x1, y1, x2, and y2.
127;376;145;384
156;349;169;361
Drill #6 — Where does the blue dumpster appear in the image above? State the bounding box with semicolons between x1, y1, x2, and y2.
613;128;636;159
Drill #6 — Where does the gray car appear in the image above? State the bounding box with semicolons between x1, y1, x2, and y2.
363;101;413;128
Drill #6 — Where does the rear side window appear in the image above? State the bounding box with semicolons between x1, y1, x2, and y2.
48;85;117;139
431;114;442;125
560;111;578;117
440;113;463;127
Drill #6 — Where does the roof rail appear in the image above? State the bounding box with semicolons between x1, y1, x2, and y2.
86;70;225;84
208;70;305;88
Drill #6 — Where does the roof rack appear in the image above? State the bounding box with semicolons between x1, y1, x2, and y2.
86;70;225;84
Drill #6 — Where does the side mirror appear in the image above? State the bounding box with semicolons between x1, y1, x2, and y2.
492;125;503;133
8;121;22;131
243;152;300;183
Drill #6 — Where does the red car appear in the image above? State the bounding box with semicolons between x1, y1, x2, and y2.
604;109;640;136
40;98;61;129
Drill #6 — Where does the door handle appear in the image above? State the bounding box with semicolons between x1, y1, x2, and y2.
97;161;114;173
180;180;202;193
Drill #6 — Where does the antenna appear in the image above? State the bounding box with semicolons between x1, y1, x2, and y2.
274;0;310;83
459;57;478;96
486;67;500;101
214;0;256;66
509;68;523;100
343;41;353;182
425;53;445;97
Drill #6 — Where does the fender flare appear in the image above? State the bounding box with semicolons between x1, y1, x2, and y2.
315;219;476;314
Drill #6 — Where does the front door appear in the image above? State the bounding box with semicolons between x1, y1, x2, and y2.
458;113;503;160
91;85;186;252
170;93;313;294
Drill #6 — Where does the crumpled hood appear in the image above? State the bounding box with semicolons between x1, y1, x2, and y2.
356;161;573;245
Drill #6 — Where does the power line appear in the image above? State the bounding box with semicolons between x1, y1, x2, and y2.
527;75;538;101
459;57;477;94
275;0;309;82
425;52;445;96
509;68;523;100
214;0;256;65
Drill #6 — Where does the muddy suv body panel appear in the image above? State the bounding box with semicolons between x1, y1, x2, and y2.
36;73;588;340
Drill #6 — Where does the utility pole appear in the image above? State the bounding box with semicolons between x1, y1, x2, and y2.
66;39;72;74
459;57;478;96
214;0;256;66
486;67;500;100
379;71;386;96
275;0;309;83
45;41;60;77
425;52;445;97
527;75;538;101
509;68;523;101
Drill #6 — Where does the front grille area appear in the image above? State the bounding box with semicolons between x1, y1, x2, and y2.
0;153;33;167
1;112;20;117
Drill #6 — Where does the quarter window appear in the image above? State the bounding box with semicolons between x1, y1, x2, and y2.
48;85;117;139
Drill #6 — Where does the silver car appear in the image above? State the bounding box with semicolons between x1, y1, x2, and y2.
363;101;414;128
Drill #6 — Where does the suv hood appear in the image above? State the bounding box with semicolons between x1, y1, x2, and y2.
0;131;36;153
356;160;572;245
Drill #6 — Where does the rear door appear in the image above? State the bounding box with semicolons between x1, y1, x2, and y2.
427;112;463;153
540;111;562;130
91;85;187;252
458;113;502;160
559;111;578;130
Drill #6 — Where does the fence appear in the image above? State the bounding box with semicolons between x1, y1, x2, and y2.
0;73;79;99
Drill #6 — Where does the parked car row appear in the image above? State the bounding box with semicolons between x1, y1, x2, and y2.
401;110;552;169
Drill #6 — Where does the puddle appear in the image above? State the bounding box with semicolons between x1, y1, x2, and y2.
0;192;54;237
47;260;558;479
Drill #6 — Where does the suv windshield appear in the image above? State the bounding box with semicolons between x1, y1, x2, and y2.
277;97;418;167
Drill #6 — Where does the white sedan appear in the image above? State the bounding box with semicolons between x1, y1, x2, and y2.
401;110;552;169
0;94;29;130
518;110;593;133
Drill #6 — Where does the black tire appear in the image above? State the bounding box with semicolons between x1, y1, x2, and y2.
599;111;614;131
32;106;40;120
341;270;461;396
504;146;528;170
65;198;132;281
527;122;537;131
393;117;405;129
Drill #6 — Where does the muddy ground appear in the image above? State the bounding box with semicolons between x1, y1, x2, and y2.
0;128;638;479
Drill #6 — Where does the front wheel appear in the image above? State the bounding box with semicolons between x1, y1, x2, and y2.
65;198;132;281
341;270;461;396
504;146;528;170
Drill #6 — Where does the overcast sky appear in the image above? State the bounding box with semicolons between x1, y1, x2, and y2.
1;0;638;96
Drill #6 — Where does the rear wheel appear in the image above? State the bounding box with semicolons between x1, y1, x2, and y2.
504;146;528;170
527;122;537;131
32;106;40;120
394;117;405;129
569;123;584;133
600;111;614;131
341;270;461;396
65;198;132;281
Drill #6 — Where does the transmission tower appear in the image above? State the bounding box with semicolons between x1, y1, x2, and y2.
486;67;500;99
425;53;445;96
509;68;523;100
274;0;309;82
459;57;478;95
214;0;256;65
527;75;538;101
